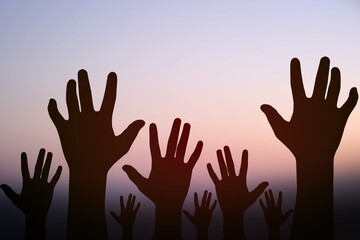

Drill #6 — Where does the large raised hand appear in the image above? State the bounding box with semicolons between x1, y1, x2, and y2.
123;118;203;239
261;57;358;240
111;194;140;240
183;191;217;240
261;57;358;161
48;70;144;239
259;189;293;240
0;149;62;240
207;146;268;240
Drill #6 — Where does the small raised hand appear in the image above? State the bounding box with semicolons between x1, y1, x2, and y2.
111;194;140;240
0;149;62;240
259;189;293;240
207;146;268;240
183;191;217;240
123;118;203;239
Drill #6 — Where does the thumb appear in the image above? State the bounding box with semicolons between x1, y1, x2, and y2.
261;104;287;139
183;210;195;224
116;120;145;157
0;184;21;207
122;165;147;192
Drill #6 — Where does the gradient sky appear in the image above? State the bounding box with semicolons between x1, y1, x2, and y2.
0;1;360;238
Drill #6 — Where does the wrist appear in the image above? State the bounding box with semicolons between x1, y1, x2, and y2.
154;205;182;239
222;211;245;239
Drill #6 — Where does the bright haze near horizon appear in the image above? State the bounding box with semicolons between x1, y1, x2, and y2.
0;1;359;239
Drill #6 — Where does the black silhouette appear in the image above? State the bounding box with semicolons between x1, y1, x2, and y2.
261;57;358;240
123;118;203;239
259;189;293;240
207;146;268;240
0;149;62;240
183;190;217;240
111;194;140;240
48;69;145;239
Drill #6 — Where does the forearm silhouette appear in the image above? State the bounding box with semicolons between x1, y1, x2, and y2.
259;189;293;240
123;118;203;240
0;149;62;240
207;147;268;240
48;70;145;239
111;194;140;240
183;190;217;240
261;57;358;240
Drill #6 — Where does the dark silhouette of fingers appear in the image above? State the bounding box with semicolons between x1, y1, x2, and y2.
210;200;217;212
120;195;125;211
100;72;117;115
123;165;147;191
183;210;194;224
216;150;227;179
277;191;283;207
0;184;20;206
224;146;235;176
41;152;53;181
259;199;266;211
21;152;30;181
341;87;358;118
269;189;275;206
48;99;65;129
290;58;306;103
116;120;145;156
130;195;136;209
50;166;62;187
176;123;190;161
66;79;80;119
326;68;340;106
187;141;203;169
312;56;330;100
134;202;141;213
252;182;269;201
150;123;162;159
78;69;94;113
206;192;212;208
166;118;181;158
207;163;219;184
239;150;248;185
34;148;46;179
260;104;287;139
201;190;208;207
265;191;270;206
194;192;199;209
126;194;132;209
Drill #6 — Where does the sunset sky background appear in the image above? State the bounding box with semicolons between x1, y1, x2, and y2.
1;1;359;239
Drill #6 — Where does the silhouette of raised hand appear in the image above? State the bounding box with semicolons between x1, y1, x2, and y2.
207;146;268;240
111;194;140;240
48;70;145;239
183;190;217;240
0;149;62;240
259;189;293;240
123;118;203;239
261;57;358;240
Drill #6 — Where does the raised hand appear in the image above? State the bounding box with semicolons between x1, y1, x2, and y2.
123;118;203;239
111;194;140;240
261;57;358;161
183;191;217;240
0;149;62;240
48;69;145;175
259;189;293;240
261;57;358;240
48;70;144;240
207;146;268;240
